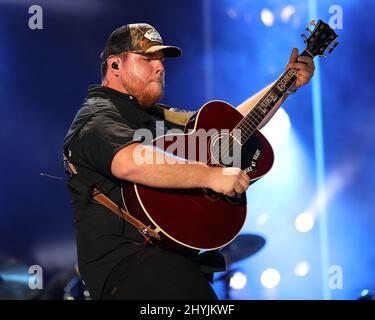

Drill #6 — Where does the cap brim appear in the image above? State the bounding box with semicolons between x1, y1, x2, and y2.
145;45;182;58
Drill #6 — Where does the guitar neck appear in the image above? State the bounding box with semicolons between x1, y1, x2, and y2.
236;50;312;145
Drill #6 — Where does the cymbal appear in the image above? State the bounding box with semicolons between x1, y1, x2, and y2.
220;234;266;264
0;256;38;300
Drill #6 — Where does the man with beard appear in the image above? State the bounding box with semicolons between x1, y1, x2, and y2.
63;23;314;300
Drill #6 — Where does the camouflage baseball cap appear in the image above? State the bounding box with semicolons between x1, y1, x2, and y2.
100;23;182;61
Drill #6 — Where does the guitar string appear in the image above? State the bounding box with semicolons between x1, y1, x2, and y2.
207;84;285;166
209;41;321;167
206;47;311;165
206;70;298;167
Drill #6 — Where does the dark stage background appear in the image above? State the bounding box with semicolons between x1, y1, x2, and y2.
0;0;374;300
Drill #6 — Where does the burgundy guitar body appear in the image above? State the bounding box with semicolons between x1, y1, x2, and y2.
122;101;274;252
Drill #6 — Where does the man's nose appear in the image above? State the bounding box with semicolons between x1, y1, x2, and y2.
154;60;164;74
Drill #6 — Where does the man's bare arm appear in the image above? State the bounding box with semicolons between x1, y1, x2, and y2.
111;143;250;196
236;48;315;129
236;81;289;129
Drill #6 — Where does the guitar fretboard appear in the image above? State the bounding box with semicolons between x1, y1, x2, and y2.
235;50;312;145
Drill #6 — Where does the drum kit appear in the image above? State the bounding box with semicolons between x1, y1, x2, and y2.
217;233;266;300
220;234;266;266
2;235;374;300
0;234;266;300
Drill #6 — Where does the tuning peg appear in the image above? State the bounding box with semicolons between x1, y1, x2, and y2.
328;41;339;53
305;20;316;33
301;33;308;42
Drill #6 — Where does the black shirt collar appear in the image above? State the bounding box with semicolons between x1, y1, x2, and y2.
86;85;164;128
87;85;140;106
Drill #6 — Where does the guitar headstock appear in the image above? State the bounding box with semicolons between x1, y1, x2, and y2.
301;19;338;58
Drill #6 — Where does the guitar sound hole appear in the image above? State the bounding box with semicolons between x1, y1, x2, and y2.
210;133;242;168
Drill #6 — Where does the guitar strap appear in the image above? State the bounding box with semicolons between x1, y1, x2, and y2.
63;103;193;242
64;156;161;241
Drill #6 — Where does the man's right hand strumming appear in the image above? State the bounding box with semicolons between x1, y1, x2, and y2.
207;167;250;197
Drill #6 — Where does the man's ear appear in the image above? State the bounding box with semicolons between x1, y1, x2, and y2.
107;55;120;76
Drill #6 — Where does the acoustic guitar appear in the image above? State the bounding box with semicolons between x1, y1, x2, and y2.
122;20;338;252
